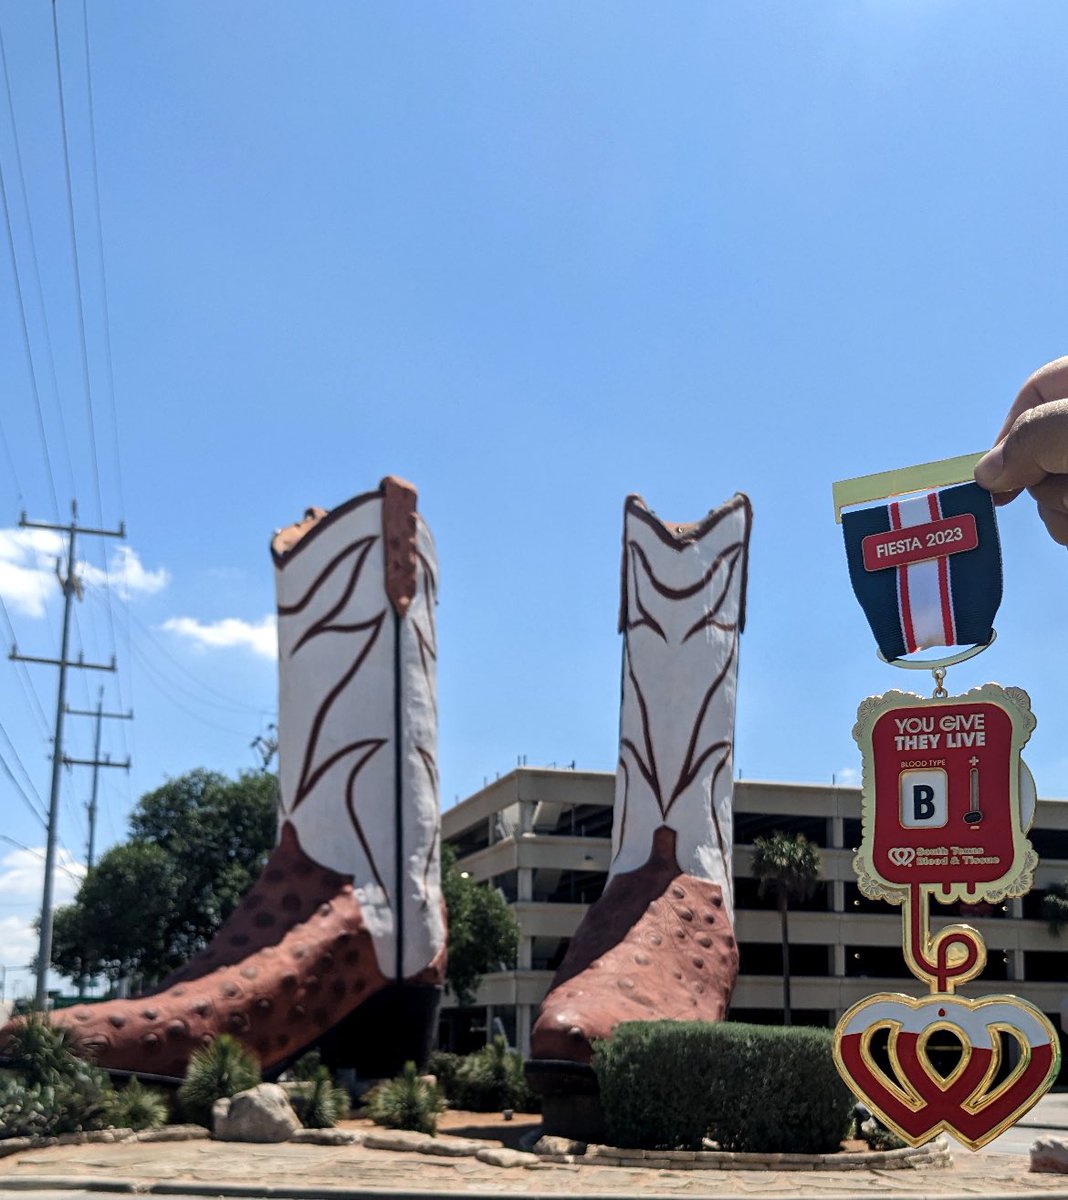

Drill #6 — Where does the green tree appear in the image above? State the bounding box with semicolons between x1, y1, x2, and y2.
751;831;821;1027
440;843;519;1007
50;770;277;987
51;843;181;985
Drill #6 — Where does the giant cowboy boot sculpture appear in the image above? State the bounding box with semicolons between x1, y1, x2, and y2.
528;492;751;1134
1;479;445;1081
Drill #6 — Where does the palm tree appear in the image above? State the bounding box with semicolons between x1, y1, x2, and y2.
751;831;822;1027
1042;881;1068;937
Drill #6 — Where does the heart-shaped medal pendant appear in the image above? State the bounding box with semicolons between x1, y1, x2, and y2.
834;993;1060;1149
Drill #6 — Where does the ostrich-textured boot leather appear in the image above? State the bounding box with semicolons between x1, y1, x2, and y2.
2;478;445;1079
530;492;751;1065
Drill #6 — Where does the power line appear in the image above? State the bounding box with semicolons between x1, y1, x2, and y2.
0;412;24;513
0;743;47;828
0;100;60;522
71;601;97;709
0;9;76;500
49;0;104;528
0;711;47;815
127;638;254;738
0;833;83;886
79;0;123;523
112;596;269;715
0;592;52;740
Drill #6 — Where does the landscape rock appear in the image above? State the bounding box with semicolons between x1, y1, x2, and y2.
213;1083;301;1143
290;1127;362;1145
0;1137;36;1159
533;1133;586;1156
1032;1136;1068;1173
362;1128;487;1155
135;1125;210;1142
363;1129;439;1154
475;1147;544;1168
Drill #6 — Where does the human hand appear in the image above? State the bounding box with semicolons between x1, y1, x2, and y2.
974;357;1068;546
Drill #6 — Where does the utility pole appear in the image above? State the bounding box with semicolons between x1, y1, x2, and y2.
10;501;125;1010
66;690;131;1001
66;688;132;872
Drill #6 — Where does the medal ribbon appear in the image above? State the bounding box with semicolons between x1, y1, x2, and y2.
842;481;1001;662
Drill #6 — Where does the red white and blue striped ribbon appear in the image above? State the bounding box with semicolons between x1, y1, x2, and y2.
889;491;956;653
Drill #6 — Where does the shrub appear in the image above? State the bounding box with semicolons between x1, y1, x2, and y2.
0;1074;51;1140
289;1050;324;1082
450;1036;539;1113
364;1061;444;1135
290;1066;350;1128
3;1013;83;1085
177;1035;261;1127
426;1050;462;1099
108;1077;168;1131
0;1013;117;1138
594;1021;853;1153
859;1116;906;1151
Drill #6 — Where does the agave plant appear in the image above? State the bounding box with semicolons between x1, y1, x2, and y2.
290;1066;350;1128
364;1061;443;1135
177;1035;260;1127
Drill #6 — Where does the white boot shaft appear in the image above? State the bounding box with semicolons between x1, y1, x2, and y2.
272;479;444;981
611;493;751;926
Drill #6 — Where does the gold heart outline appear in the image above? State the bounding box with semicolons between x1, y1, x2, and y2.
834;992;1061;1150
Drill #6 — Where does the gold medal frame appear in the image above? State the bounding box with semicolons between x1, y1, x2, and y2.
851;683;1037;909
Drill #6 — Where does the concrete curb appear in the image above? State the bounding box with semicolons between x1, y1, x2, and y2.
4;1183;1068;1200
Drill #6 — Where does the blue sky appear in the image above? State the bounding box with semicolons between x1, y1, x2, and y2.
2;1;1068;1002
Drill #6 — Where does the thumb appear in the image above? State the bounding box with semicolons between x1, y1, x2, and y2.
974;399;1068;493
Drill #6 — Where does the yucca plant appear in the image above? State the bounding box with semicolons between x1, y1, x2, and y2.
108;1076;168;1131
288;1050;324;1082
290;1065;350;1128
364;1061;443;1135
3;1013;83;1085
177;1034;260;1127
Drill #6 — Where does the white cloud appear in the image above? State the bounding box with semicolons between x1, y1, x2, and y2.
0;847;85;905
161;615;278;660
835;766;860;787
80;545;169;599
0;850;86;1001
0;914;39;974
0;528;64;617
0;528;167;617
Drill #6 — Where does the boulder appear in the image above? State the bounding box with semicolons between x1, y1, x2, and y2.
1032;1137;1068;1173
213;1083;301;1143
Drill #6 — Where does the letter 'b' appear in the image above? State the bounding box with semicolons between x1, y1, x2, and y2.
913;784;936;821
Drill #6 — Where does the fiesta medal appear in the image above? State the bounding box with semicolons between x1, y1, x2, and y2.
830;454;1058;1151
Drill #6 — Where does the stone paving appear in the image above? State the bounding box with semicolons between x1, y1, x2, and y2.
1;1131;1068;1199
3;1094;1068;1199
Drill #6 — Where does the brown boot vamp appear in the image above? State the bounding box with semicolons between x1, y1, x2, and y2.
531;830;738;1065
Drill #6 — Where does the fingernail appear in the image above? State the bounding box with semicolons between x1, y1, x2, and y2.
974;445;1005;488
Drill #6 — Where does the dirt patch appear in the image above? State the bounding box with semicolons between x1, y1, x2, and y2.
342;1109;542;1151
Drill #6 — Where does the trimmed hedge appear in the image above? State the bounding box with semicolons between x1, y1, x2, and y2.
593;1021;853;1153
